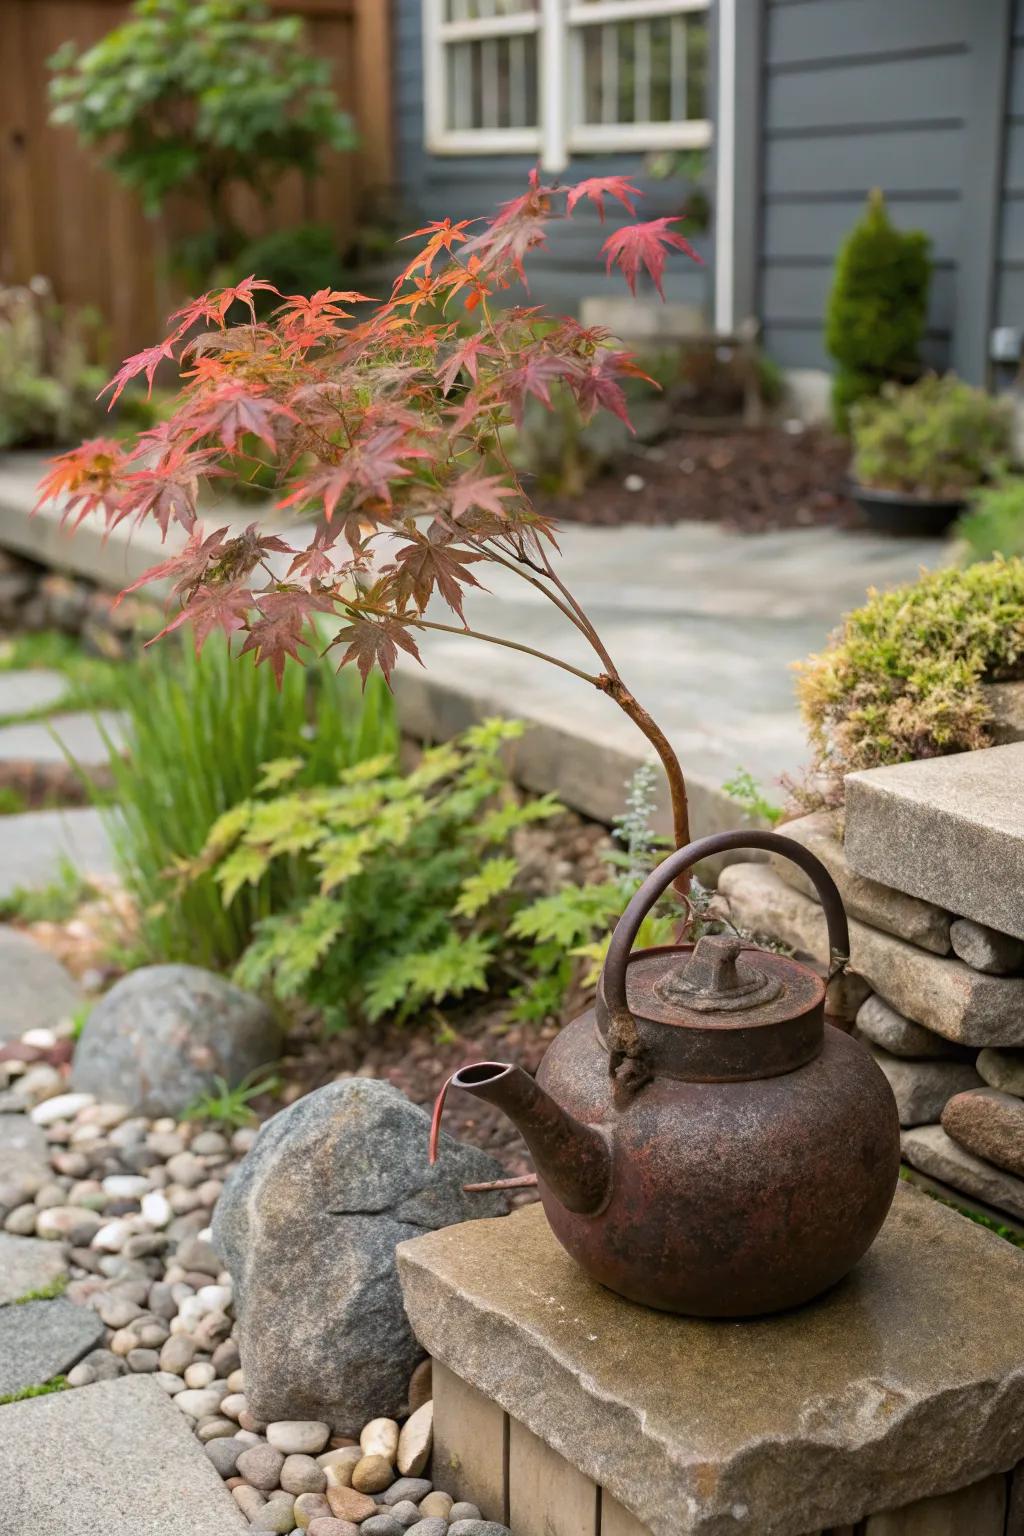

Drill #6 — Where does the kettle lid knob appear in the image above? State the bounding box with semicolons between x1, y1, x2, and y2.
658;933;783;1015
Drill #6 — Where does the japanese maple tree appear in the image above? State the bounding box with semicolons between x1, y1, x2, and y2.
38;172;701;852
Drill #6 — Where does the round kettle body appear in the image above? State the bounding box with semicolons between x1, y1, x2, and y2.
535;1005;900;1317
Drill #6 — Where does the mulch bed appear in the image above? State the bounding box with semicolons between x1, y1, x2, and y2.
540;423;863;535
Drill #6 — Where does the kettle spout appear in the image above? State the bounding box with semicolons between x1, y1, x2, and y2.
433;1061;611;1217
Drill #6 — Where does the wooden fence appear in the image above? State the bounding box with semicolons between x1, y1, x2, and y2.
0;0;393;361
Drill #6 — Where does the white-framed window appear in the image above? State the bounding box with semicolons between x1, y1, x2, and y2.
422;0;711;171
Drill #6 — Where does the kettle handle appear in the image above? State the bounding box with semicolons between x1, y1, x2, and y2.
598;829;850;1088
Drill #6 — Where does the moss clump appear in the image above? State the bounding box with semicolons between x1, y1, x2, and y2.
825;190;931;431
852;375;1013;499
0;1375;68;1406
11;1274;68;1305
796;558;1024;799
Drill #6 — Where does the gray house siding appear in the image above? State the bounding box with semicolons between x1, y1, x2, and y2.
757;0;984;376
391;0;712;316
996;0;1024;346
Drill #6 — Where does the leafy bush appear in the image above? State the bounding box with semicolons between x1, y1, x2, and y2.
851;374;1013;499
956;477;1024;563
796;559;1024;796
95;639;396;972
49;0;355;268
187;730;679;1032
825;190;931;430
0;282;106;449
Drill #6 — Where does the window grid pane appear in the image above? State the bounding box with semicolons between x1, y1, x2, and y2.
573;9;708;129
444;35;539;130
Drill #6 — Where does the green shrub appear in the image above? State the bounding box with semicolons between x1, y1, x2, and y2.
49;0;356;269
851;374;1013;498
94;640;396;972
956;477;1024;563
825;190;932;430
796;559;1024;796
0;283;105;450
190;731;680;1032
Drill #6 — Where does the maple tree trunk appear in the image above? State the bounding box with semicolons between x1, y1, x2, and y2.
597;675;691;856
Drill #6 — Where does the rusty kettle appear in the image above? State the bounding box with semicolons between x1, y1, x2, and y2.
433;830;901;1318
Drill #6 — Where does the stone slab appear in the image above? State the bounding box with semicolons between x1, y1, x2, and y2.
0;1114;50;1188
845;746;1024;941
898;1165;1024;1241
901;1126;1024;1222
978;1047;1024;1097
855;995;973;1061
397;1187;1024;1536
0;710;124;768
0;1233;68;1306
0;1374;248;1534
941;1088;1024;1178
0;1296;103;1395
870;1050;983;1128
715;863;1024;1047
0;807;116;898
0;670;69;720
769;813;950;954
0;928;81;1042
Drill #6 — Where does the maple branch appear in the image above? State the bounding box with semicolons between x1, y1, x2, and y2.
597;673;691;859
399;615;602;686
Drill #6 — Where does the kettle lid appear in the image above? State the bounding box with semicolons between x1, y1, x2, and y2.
596;934;825;1084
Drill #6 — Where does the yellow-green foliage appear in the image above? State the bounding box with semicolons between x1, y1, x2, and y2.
825;190;931;431
796;559;1024;792
851;374;1012;498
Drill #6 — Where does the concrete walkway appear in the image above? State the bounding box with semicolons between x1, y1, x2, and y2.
1;450;946;834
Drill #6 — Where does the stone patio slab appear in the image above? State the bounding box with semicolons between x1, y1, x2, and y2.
845;745;1024;940
0;927;81;1041
0;1114;50;1188
0;709;124;768
0;1375;248;1534
0;1233;68;1306
397;1187;1024;1536
0;807;116;897
0;670;69;720
0;1297;103;1396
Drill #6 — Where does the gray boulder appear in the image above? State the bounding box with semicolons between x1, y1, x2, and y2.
212;1078;506;1433
0;927;81;1042
71;964;280;1116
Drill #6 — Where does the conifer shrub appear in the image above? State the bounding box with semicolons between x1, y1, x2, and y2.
851;374;1013;498
825;190;931;431
796;559;1024;801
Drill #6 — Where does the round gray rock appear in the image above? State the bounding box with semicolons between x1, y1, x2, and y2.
213;1078;506;1433
71;964;281;1115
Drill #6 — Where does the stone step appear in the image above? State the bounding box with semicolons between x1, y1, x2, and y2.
0;1375;248;1534
844;744;1024;941
0;710;125;769
0;670;69;721
0;1296;103;1398
0;807;117;898
0;1233;68;1308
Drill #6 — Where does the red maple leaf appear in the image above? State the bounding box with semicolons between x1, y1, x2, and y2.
280;424;428;521
396;218;475;287
602;218;702;300
437;333;500;396
274;288;371;347
239;588;336;686
393;536;485;620
503;353;579;426
287;521;349;582
574;352;653;430
333;612;424;687
449;469;519;523
99;340;177;408
170;277;280;338
180;383;297;454
112;443;224;538
118;524;232;603
566;175;640;222
150;582;254;653
35;439;126;526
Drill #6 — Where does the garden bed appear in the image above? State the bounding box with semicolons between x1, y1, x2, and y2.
542;423;862;534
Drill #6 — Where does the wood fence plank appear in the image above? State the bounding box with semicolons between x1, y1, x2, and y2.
508;1417;599;1536
432;1360;508;1522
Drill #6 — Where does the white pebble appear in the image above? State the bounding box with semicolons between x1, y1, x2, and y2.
141;1191;172;1228
153;1372;185;1395
360;1417;399;1462
196;1284;232;1315
22;1028;57;1049
173;1386;227;1419
91;1219;134;1253
102;1175;151;1200
220;1393;246;1421
175;1295;206;1331
397;1401;433;1477
184;1362;216;1389
30;1092;95;1126
266;1421;330;1456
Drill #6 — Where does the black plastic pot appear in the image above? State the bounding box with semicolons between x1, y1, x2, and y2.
849;481;966;538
